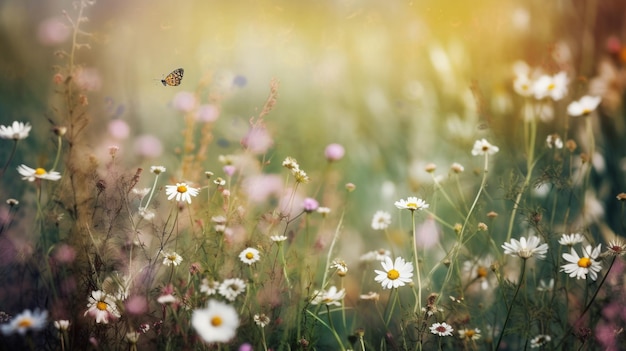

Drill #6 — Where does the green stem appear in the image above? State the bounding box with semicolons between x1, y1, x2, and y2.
494;258;526;351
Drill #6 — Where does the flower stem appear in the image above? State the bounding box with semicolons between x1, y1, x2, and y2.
494;258;526;351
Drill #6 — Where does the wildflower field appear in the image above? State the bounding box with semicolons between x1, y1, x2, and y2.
2;0;626;350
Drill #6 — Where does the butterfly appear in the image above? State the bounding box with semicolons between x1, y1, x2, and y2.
161;68;184;86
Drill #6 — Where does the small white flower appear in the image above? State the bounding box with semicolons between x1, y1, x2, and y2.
84;290;121;324
471;139;499;156
150;166;166;174
218;278;246;301
502;236;549;259
604;239;626;257
558;233;584;246
0;121;31;140
1;309;47;335
310;286;346;306
546;134;563;149
430;322;454;336
561;244;603;281
54;320;70;331
533;72;568;101
238;247;261;265
162;251;183;266
513;74;534;97
374;256;414;289
17;164;61;182
530;334;551;348
200;278;220;295
271;235;288;242
458;328;481;341
394;197;429;211
191;299;240;343
254;313;270;328
567;95;601;117
157;294;178;305
165;182;199;204
371;211;392;230
450;162;465;173
330;259;348;276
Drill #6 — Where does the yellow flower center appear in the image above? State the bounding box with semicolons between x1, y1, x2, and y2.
387;269;400;280
168;255;177;262
35;168;46;175
177;185;188;193
465;329;475;339
547;83;555;91
96;301;108;311
245;252;254;259
210;316;223;327
407;202;417;209
582;108;591;114
578;257;591;268
17;318;33;328
477;266;488;278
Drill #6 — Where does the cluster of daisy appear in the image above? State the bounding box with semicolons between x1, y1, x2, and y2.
200;277;247;302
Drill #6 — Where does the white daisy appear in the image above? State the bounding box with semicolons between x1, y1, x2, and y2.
561;244;603;281
603;239;626;257
458;327;481;341
191;299;240;343
0;121;31;140
200;278;220;295
0;309;47;335
17;164;61;182
530;334;551;348
150;165;166;174
430;322;454;336
165;182;199;204
567;95;601;117
558;233;584;246
218;278;246;301
310;286;346;306
371;211;392;230
84;290;121;324
238;247;261;265
254;313;270;328
374;256;414;289
162;251;183;266
330;259;348;276
471;139;500;156
394;197;429;211
502;236;549;259
533;72;568;101
360;249;392;262
513;74;534;97
536;278;554;292
270;235;288;242
53;320;70;331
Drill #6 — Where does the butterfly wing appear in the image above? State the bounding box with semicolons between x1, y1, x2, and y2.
161;68;184;86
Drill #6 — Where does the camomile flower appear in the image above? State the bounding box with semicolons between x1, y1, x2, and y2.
530;334;551;348
360;249;391;262
254;313;270;328
53;320;70;331
218;278;246;301
200;278;220;296
567;95;601;117
533;72;568;101
558;233;584;247
561;244;602;281
458;327;481;341
430;322;454;336
162;251;183;266
371;211;392;230
238;247;261;265
603;239;626;257
310;286;346;306
84;290;121;324
270;235;288;242
0;121;31;140
394;197;429;211
374;256;414;289
471;139;499;156
191;299;240;343
502;236;548;260
150;165;166;174
17;164;61;182
1;309;47;336
165;182;199;204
